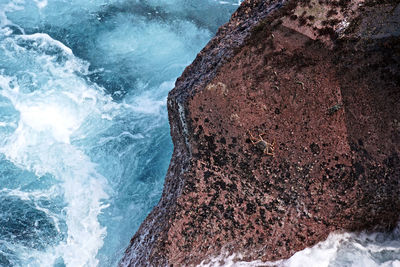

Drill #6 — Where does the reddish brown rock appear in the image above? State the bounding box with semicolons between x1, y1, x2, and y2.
120;0;400;266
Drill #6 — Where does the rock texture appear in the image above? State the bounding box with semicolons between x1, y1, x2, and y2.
120;0;400;266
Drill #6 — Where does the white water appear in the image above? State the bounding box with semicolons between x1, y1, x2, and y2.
199;227;400;267
0;30;116;266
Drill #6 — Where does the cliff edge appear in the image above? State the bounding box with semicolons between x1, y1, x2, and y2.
121;0;400;266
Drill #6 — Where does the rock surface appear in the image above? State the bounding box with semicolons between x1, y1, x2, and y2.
120;0;400;266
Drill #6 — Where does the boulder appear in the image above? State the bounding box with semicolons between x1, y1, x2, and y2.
120;0;400;266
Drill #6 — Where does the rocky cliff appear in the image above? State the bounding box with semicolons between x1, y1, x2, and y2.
120;0;400;266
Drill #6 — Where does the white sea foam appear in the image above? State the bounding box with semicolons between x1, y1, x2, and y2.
0;29;118;266
0;0;24;27
34;0;47;9
0;0;239;265
122;82;173;115
200;228;400;267
17;32;74;55
0;121;16;127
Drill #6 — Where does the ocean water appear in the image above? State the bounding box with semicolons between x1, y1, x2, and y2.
200;227;400;267
0;0;238;266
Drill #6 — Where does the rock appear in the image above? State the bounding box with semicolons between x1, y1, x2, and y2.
120;0;400;266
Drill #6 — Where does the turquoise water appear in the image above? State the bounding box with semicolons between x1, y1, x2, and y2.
0;0;238;266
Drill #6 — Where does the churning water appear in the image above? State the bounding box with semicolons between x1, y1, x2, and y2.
0;0;237;266
200;228;400;267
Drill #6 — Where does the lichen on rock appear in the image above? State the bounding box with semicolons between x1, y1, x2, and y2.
120;0;400;266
